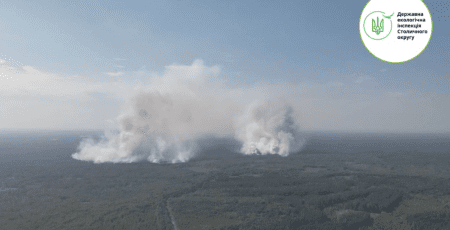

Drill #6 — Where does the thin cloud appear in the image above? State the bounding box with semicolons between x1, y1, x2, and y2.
0;63;140;130
326;81;344;87
355;76;372;84
113;58;126;61
0;64;132;99
1;59;448;134
105;71;124;77
388;92;403;97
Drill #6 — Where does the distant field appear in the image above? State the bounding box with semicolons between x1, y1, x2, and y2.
1;131;450;229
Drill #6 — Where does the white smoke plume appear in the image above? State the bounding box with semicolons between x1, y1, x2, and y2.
236;101;304;156
72;60;305;163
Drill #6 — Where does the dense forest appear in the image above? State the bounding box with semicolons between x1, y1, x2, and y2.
2;134;450;229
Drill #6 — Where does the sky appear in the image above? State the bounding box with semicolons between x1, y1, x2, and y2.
0;0;449;133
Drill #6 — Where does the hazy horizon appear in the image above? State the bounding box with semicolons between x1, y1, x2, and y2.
1;0;450;162
1;0;449;134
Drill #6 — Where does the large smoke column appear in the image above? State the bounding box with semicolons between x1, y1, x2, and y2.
72;60;305;163
236;101;305;156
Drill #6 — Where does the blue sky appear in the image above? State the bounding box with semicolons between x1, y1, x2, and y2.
0;0;449;132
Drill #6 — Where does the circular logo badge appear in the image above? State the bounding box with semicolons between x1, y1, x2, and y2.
359;0;433;63
363;11;393;40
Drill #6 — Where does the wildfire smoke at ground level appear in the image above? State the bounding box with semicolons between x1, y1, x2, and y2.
71;60;305;163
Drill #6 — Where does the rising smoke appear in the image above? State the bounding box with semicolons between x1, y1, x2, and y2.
72;60;305;163
236;101;304;156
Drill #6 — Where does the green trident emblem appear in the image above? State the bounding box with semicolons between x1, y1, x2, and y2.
372;17;384;35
